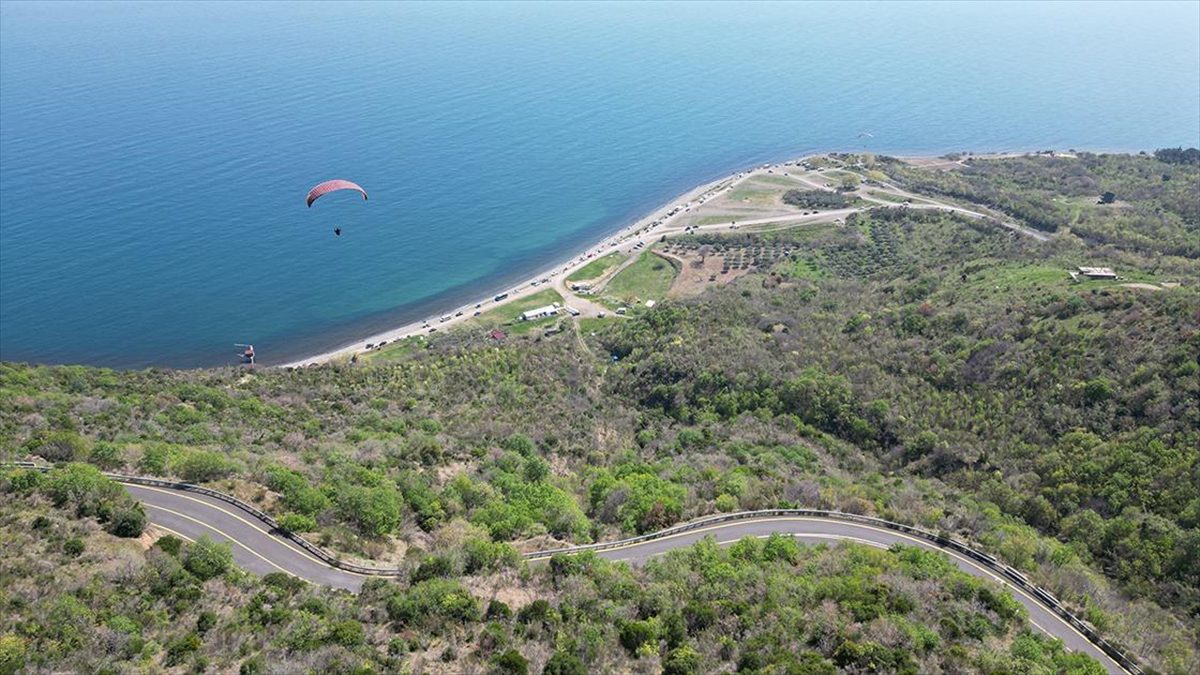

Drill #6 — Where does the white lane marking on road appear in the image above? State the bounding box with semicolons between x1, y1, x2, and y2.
129;484;370;578
142;502;298;578
150;522;194;543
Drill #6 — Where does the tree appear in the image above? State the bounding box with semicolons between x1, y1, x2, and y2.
839;173;861;191
27;430;88;462
618;620;656;655
105;501;146;537
329;619;365;647
542;651;587;675
493;649;529;675
87;441;124;469
173;450;234;483
336;484;402;537
1098;191;1116;204
663;645;702;675
0;634;27;675
183;535;233;580
63;538;85;557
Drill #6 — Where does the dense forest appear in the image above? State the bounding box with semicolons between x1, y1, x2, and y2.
2;152;1197;674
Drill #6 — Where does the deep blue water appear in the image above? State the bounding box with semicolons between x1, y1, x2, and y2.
2;1;1198;368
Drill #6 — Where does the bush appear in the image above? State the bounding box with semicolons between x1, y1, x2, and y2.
386;579;479;627
41;463;145;537
336;484;403;537
278;513;316;532
517;599;552;626
6;469;44;493
264;467;329;516
156;534;183;556
663;645;702;675
27;430;88;462
492;649;529;675
328;619;365;647
486;600;512;620
183;535;233;581
87;441;124;469
173;450;235;483
541;651;587;675
0;635;28;675
618;620;656;655
105;501;147;538
164;631;201;666
411;555;454;583
63;538;85;557
196;610;217;634
783;189;851;209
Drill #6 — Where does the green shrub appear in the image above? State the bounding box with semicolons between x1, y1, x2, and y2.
0;635;28;675
541;651;587;675
335;484;402;537
618;620;656;655
183;536;233;581
63;537;85;557
87;442;124;469
278;513;316;532
164;632;201;666
155;535;183;556
173;450;235;483
26;430;88;462
328;619;365;647
492;649;528;675
196;610;217;635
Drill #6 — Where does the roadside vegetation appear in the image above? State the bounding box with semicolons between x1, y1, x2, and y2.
0;151;1197;673
0;484;1105;674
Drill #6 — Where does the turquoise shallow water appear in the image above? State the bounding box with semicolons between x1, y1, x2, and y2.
2;1;1198;368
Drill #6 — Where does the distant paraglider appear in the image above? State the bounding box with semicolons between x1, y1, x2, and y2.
307;180;366;237
306;179;367;208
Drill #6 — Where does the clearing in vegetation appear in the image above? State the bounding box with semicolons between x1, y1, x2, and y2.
598;250;679;309
567;251;627;283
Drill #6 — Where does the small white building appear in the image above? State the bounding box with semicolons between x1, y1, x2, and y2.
520;303;560;321
1078;266;1116;280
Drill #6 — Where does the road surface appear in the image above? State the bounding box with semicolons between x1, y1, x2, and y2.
124;483;1127;674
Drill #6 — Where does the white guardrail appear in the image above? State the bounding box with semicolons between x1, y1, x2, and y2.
4;460;1141;674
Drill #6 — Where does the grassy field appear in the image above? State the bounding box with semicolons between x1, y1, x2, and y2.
363;335;429;363
467;287;564;334
726;187;777;204
695;215;740;225
566;252;627;283
600;250;678;308
866;190;910;203
755;174;810;188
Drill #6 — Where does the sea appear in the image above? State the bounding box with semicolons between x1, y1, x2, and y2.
2;1;1197;368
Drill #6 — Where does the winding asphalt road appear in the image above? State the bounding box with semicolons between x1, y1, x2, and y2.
124;483;1128;674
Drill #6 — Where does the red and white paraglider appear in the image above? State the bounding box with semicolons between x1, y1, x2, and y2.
307;180;367;236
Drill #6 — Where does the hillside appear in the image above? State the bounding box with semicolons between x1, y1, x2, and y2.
2;151;1198;674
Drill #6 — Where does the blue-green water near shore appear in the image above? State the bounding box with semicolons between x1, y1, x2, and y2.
2;1;1197;368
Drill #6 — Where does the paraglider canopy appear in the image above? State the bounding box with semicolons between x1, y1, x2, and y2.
306;179;368;208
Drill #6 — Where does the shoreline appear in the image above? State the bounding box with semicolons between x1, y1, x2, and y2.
278;162;746;367
276;148;1064;368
